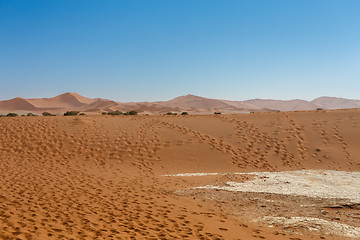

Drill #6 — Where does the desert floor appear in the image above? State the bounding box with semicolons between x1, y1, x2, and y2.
0;109;359;239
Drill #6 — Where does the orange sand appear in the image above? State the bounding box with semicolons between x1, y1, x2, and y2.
0;109;359;239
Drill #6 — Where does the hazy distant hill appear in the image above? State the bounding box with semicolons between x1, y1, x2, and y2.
0;92;359;114
311;96;360;109
156;94;231;109
242;99;321;111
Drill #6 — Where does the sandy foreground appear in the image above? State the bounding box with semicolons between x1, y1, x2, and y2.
0;110;359;239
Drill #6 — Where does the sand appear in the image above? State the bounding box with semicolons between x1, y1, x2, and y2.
0;109;360;239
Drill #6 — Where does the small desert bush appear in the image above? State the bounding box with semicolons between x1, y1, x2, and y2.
181;112;188;115
7;113;18;117
42;112;56;116
166;112;177;115
107;110;123;115
123;110;138;115
214;112;221;115
79;113;85;115
27;112;36;116
64;111;80;116
129;110;138;115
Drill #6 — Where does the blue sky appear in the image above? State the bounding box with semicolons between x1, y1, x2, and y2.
1;0;359;102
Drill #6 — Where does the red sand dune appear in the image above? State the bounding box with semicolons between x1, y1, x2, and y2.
27;92;86;109
0;97;38;110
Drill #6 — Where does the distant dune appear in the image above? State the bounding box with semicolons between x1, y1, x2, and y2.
311;96;360;109
242;99;321;111
0;92;359;114
0;97;38;110
27;93;86;109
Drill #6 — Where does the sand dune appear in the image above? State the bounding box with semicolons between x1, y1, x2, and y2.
69;92;98;104
27;92;86;109
243;99;321;111
312;96;360;109
0;109;359;239
1;92;360;114
80;99;119;112
0;97;38;110
157;94;232;109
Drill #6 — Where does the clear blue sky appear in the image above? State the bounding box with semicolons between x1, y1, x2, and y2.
1;0;359;102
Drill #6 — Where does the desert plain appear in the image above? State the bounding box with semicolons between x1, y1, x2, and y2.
0;109;360;239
